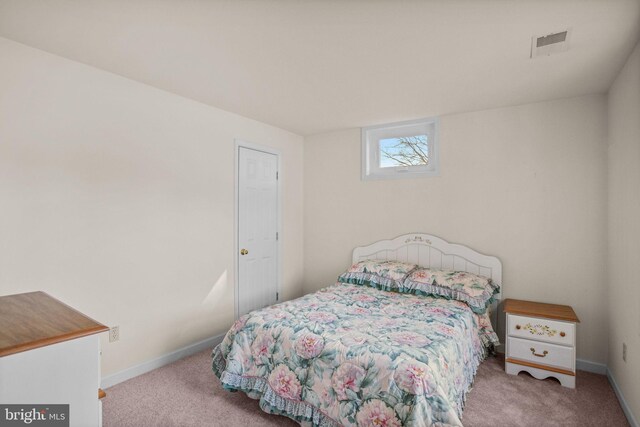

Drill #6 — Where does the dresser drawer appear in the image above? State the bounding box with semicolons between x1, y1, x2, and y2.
507;336;574;371
508;314;575;346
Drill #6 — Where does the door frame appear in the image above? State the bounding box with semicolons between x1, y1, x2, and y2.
234;139;282;320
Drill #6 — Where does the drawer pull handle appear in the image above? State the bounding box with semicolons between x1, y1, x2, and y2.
515;325;521;330
560;332;566;337
530;347;548;358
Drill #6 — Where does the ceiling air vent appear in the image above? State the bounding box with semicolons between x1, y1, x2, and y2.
531;29;571;58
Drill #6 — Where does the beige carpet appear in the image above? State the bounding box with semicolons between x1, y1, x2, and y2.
103;350;629;426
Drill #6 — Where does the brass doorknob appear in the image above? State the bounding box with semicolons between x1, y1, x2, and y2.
240;249;249;255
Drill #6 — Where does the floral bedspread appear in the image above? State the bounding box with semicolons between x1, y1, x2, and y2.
212;284;491;426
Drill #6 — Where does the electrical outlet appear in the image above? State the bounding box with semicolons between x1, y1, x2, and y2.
622;342;627;362
109;326;120;343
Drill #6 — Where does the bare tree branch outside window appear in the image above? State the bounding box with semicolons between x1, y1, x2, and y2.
379;135;429;167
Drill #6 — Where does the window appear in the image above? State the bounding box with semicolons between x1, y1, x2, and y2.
361;117;439;180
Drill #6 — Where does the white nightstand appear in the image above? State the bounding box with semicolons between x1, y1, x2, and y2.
0;292;109;426
503;299;580;388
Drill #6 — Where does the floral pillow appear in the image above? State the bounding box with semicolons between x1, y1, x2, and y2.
402;268;500;314
337;259;418;291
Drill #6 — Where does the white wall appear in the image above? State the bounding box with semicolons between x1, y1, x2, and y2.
1;29;630;398
304;95;608;364
0;37;304;376
607;39;640;422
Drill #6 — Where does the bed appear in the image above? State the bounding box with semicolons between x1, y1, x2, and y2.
212;233;502;426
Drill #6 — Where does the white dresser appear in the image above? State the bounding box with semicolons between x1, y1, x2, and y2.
504;298;580;388
0;291;109;426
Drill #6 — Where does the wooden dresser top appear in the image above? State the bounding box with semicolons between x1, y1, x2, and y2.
0;291;108;357
503;298;580;323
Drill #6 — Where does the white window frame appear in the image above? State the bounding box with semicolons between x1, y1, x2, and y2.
361;117;440;180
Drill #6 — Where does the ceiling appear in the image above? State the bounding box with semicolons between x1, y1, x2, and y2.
1;0;639;135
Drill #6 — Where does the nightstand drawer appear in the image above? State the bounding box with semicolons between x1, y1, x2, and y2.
507;337;574;371
508;314;575;346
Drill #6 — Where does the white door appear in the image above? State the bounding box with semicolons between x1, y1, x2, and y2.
237;146;279;317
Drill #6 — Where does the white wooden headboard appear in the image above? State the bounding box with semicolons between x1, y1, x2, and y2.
352;233;502;325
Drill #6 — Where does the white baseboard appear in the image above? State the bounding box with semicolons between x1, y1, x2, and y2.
607;369;639;427
101;333;225;389
576;358;607;375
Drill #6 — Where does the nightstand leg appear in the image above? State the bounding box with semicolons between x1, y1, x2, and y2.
506;361;576;389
